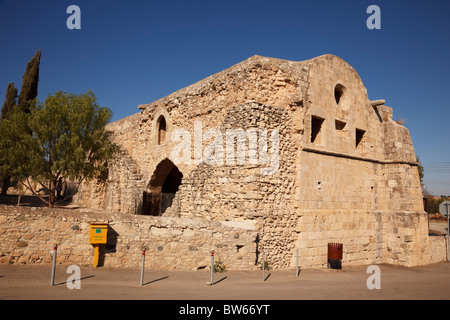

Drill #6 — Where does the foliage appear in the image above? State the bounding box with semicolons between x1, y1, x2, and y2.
0;90;117;207
17;49;41;113
0;83;18;120
259;259;271;271
416;155;425;191
213;258;227;273
1;49;40;195
0;105;32;179
0;82;19;195
425;195;450;214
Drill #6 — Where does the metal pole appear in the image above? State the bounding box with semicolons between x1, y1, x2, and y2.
93;244;100;268
50;244;57;286
140;249;146;286
210;250;214;286
262;248;265;282
447;204;449;262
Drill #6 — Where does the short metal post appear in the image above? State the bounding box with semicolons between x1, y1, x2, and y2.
50;244;57;286
447;205;449;262
210;250;214;286
93;244;100;268
296;249;299;277
140;249;146;286
262;248;265;282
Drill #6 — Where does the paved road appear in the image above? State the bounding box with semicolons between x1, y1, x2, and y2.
1;262;450;300
429;221;448;235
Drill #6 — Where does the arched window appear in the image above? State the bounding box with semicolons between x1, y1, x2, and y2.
334;84;346;105
157;115;166;145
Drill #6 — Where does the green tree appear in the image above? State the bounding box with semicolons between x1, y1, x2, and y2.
0;82;19;195
416;155;425;192
17;49;41;113
1;83;18;120
425;196;449;214
1;49;41;195
0;91;117;207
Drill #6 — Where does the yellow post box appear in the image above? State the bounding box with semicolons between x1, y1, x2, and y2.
89;224;108;267
89;224;108;244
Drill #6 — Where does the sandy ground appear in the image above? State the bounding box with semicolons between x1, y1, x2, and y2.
1;262;450;301
1;197;449;303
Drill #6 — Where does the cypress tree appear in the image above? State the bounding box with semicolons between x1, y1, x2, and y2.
17;49;41;113
0;83;18;195
0;82;18;120
1;49;41;195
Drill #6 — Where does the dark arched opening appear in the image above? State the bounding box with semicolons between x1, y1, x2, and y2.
142;159;183;216
157;115;167;145
334;84;346;105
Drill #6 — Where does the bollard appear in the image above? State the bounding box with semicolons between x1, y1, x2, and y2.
140;249;146;286
447;204;449;263
50;244;57;286
262;248;265;282
210;250;215;286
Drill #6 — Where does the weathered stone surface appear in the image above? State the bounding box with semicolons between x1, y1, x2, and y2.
0;205;257;270
6;54;445;270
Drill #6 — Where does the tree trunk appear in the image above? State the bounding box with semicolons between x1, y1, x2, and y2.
48;180;55;207
1;175;11;195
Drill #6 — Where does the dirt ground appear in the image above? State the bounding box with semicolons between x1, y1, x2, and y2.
1;196;449;303
1;262;450;301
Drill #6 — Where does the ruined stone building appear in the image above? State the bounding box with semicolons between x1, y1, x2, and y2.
72;54;444;270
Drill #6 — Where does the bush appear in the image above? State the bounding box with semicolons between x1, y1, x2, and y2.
260;260;271;271
213;258;227;273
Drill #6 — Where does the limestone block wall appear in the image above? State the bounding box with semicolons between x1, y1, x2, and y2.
294;209;446;268
1;205;446;270
122;54;307;188
0;205;258;271
176;101;299;268
69;54;447;270
74;55;307;215
288;54;436;268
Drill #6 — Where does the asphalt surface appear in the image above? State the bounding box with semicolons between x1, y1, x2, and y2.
1;262;450;300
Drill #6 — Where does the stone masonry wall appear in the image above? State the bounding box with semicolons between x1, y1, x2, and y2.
1;205;446;270
0;205;258;271
178;101;299;268
295;209;447;268
69;54;447;270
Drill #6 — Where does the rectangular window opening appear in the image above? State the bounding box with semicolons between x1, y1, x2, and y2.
335;120;346;131
311;116;325;143
356;128;365;148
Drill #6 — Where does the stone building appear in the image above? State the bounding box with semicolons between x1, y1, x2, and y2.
73;54;441;269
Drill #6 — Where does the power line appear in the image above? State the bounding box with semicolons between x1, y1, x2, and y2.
422;162;450;173
422;162;450;164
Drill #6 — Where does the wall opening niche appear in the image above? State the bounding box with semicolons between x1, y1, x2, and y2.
311;115;325;144
157;115;167;145
355;128;365;149
334;84;346;105
335;120;346;132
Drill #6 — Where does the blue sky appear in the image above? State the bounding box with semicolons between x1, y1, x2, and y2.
0;0;449;195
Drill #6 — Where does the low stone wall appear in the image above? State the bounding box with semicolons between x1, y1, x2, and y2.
428;236;448;265
295;209;448;268
0;205;258;271
1;205;446;270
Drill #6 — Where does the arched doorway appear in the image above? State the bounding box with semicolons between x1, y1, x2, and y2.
142;159;183;216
